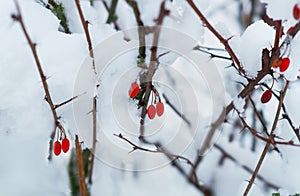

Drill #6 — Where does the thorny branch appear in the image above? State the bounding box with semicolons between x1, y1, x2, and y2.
243;81;289;195
139;0;169;140
214;144;279;190
114;133;212;196
186;0;246;76
162;93;191;127
12;0;78;160
74;0;97;184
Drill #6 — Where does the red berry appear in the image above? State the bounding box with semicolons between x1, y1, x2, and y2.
293;4;300;20
147;105;156;119
287;26;294;34
128;82;139;98
54;141;61;156
261;90;272;104
279;58;290;72
62;138;70;153
156;102;164;117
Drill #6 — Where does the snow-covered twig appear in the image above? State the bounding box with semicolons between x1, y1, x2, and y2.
12;0;78;160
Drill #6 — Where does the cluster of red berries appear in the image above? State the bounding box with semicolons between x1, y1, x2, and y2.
261;57;290;104
147;100;164;120
54;138;70;156
53;125;70;156
128;82;165;119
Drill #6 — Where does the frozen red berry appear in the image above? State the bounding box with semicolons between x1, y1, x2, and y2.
156;102;164;117
261;90;272;104
128;82;139;98
293;4;300;20
147;104;156;119
287;26;294;34
54;141;62;156
279;58;290;72
62;138;70;153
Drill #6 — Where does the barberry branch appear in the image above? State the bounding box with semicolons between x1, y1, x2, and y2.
126;0;146;64
162;93;191;127
54;95;79;109
74;0;97;184
186;0;246;76
191;15;300;174
114;133;212;196
75;135;88;196
243;80;289;196
74;0;96;73
139;0;169;139
12;0;76;160
214;144;279;190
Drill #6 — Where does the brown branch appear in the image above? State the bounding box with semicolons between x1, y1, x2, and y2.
162;93;191;127
114;133;212;195
243;81;289;196
74;0;96;73
88;96;97;184
74;0;97;184
13;1;61;160
139;0;169;139
191;20;289;172
186;0;246;76
273;20;282;50
247;95;268;133
75;135;88;196
214;144;279;190
126;0;146;63
54;95;78;109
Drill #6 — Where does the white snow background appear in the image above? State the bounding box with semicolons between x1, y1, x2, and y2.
0;0;300;195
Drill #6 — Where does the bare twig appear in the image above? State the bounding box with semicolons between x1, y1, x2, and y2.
243;81;289;196
114;133;212;195
214;144;279;190
106;0;119;24
162;93;191;127
88;96;97;184
126;0;146;63
193;46;232;61
12;1;74;160
74;0;96;73
139;1;169;139
186;0;246;76
75;135;88;196
74;0;97;184
102;0;120;30
54;95;79;109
